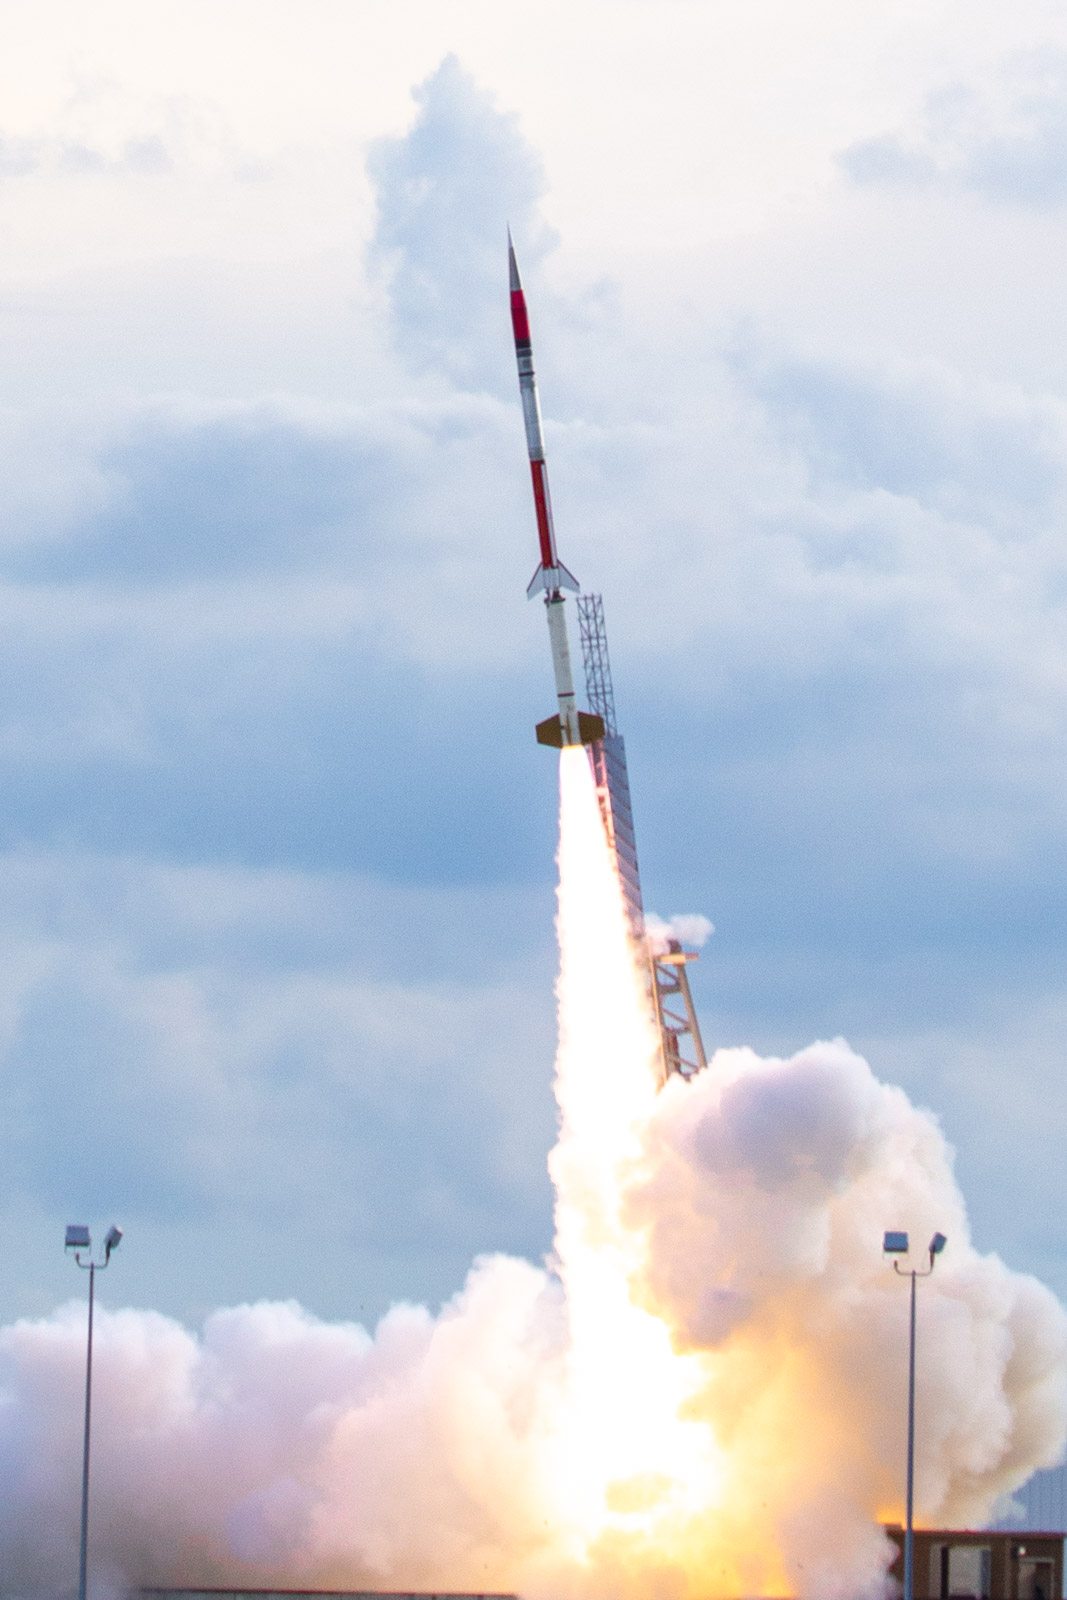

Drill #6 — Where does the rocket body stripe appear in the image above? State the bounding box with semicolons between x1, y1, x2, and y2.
510;290;531;346
530;460;556;571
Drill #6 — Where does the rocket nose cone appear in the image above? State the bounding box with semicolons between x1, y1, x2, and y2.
508;230;522;293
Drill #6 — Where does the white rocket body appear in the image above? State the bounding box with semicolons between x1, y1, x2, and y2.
545;594;583;747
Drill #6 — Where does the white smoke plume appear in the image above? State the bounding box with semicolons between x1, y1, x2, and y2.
0;749;1063;1598
645;913;715;957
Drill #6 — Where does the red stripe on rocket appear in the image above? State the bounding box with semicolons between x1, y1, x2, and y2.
509;232;603;751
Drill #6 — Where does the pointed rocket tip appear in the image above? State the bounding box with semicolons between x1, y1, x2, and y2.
508;230;522;293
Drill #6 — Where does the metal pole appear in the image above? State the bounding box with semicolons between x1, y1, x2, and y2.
908;1267;921;1600
78;1260;95;1600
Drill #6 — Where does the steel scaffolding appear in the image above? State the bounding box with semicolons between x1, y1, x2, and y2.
577;592;708;1085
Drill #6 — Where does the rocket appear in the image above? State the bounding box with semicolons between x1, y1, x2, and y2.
509;233;605;750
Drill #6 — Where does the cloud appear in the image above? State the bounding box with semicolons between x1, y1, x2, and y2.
56;135;173;176
0;245;1066;1040
0;138;41;178
0;81;269;190
840;53;1067;208
0;128;177;185
0;849;558;1326
0;390;529;644
644;913;715;955
368;55;553;390
7;404;382;583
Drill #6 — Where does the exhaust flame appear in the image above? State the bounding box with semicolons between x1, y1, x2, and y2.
544;748;724;1579
0;747;1064;1597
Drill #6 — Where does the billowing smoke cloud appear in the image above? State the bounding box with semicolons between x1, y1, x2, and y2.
626;1041;1067;1590
0;1269;568;1595
644;912;715;956
0;751;1062;1598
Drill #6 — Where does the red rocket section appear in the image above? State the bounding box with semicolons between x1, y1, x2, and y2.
510;290;531;348
530;461;556;571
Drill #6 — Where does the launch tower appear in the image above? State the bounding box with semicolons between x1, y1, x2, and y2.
577;595;708;1085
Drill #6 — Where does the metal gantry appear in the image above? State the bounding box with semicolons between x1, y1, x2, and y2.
575;593;618;740
649;939;708;1081
577;592;708;1086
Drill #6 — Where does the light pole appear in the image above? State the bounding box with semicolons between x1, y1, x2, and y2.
65;1223;122;1600
884;1229;947;1600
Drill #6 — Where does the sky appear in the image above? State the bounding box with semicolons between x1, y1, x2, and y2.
0;0;1066;1331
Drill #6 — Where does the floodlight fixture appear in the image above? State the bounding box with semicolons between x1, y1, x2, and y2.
64;1226;123;1600
886;1223;946;1600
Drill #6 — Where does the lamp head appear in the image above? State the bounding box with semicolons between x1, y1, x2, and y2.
104;1226;123;1260
65;1225;90;1251
929;1232;947;1257
883;1231;909;1254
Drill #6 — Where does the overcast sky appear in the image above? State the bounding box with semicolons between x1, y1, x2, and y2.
0;0;1066;1329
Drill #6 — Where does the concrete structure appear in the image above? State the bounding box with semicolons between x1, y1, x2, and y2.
884;1526;1064;1600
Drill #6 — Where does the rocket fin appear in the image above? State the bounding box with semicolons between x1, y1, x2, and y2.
536;710;605;748
526;561;580;599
